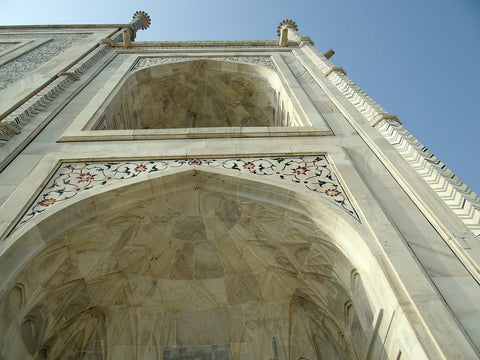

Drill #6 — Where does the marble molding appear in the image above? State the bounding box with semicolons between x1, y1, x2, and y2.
377;118;480;238
0;42;16;51
0;44;113;146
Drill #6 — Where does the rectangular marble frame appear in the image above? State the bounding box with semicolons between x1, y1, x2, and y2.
59;50;334;142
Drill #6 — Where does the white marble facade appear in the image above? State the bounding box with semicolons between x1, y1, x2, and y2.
0;12;479;360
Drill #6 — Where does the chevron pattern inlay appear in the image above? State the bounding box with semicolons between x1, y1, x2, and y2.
299;44;392;126
0;44;112;146
299;42;479;238
378;119;480;237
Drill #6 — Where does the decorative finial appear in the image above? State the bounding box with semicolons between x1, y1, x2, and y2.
277;19;298;37
132;11;151;30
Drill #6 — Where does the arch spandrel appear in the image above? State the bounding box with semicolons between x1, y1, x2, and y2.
15;156;359;234
132;56;278;73
0;166;434;359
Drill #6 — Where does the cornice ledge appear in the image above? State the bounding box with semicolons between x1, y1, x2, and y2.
296;44;388;124
297;36;314;46
295;42;480;238
377;120;480;237
324;66;347;77
371;113;401;127
0;44;112;146
114;40;280;48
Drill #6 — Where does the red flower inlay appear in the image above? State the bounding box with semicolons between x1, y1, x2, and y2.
77;172;96;183
325;188;341;197
243;162;255;170
38;198;56;207
188;159;202;165
292;166;309;175
134;164;148;172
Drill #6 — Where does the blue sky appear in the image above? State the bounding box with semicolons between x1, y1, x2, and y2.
2;0;479;193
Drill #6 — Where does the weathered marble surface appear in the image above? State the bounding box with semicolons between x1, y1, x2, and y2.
0;42;15;51
0;17;479;360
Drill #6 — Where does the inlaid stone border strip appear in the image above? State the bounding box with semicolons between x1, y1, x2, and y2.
0;33;89;91
377;119;480;237
18;156;359;229
295;44;392;126
0;44;112;146
132;56;277;71
296;41;480;238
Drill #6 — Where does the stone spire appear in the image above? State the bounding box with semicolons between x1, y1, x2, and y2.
277;19;298;46
276;19;298;37
118;11;151;45
131;11;151;32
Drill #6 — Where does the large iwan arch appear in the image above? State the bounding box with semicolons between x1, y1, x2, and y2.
0;170;434;359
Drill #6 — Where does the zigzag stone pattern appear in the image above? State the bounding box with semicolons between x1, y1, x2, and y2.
378;119;480;237
0;44;112;146
0;33;88;92
299;42;480;238
298;44;391;125
327;71;388;124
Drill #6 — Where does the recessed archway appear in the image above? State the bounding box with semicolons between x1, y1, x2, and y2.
0;170;418;359
92;59;299;130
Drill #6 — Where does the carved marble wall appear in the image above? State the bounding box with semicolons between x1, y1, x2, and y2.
0;33;88;92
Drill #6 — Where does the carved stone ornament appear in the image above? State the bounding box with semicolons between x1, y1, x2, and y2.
277;19;298;37
132;11;151;30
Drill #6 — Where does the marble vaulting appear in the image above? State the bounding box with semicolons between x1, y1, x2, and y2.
0;12;480;360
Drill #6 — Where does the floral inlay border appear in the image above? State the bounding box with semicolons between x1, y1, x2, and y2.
133;56;277;71
18;156;359;228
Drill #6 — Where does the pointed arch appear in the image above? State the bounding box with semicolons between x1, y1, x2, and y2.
0;168;428;359
92;58;302;130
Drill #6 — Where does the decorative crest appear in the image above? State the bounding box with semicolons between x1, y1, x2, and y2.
277;19;298;37
132;11;151;30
